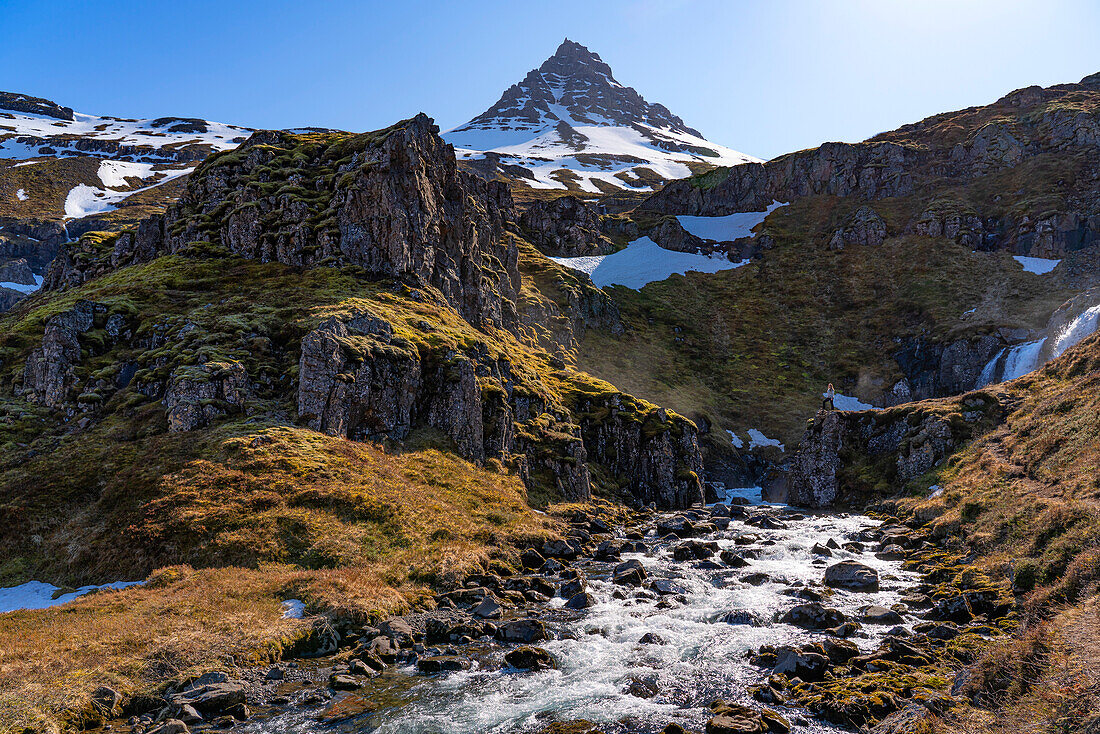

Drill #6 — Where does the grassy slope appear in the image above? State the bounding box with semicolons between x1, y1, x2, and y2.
0;237;690;732
833;332;1100;732
577;195;1070;449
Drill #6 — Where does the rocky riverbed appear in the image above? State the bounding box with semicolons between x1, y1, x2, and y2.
108;500;1013;734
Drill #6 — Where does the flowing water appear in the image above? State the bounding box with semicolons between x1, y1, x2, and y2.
978;302;1100;387
244;506;919;734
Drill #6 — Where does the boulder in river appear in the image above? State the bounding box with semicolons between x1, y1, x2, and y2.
417;656;471;673
706;700;788;733
824;560;880;592
167;678;246;714
780;602;847;630
496;619;547;643
613;559;646;586
859;605;904;625
504;645;556;670
772;646;829;681
565;591;598;609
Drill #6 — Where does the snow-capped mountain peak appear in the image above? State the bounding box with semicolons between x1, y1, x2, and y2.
444;39;759;194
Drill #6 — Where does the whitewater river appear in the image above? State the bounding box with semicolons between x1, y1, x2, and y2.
242;503;919;734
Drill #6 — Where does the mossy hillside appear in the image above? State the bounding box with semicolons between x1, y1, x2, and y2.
798;331;1100;732
576;195;1069;449
0;239;697;571
0;421;556;734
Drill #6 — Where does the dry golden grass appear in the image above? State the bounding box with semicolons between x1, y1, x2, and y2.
886;333;1100;733
0;424;557;734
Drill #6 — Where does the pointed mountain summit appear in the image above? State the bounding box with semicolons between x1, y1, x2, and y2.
444;40;759;195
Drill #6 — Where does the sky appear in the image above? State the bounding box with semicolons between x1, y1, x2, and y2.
1;0;1098;159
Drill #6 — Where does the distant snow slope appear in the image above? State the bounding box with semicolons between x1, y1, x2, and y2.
444;40;759;193
551;201;778;288
0;107;248;162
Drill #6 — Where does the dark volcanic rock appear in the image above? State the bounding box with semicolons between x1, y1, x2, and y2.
519;196;613;257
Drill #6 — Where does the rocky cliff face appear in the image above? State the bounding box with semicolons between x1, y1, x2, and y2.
55;115;524;335
20;114;705;509
295;309;703;507
787;394;1003;508
519;196;612;257
642;72;1100;261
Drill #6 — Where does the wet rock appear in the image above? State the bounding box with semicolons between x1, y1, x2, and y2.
706;701;784;733
473;597;503;619
719;610;764;626
824;560;880;592
496;619;547;643
875;544;906;560
328;674;363;690
625;675;660;699
613;559;646;586
167;679;245;715
521;548;546;570
859;605;904;625
927;594;974;622
560;575;587;598
772;646;830;681
175;704;203;724
741;572;771;586
148;720;190;734
657;516;696;537
505;645;556;670
810;543;833;557
565;591;598;609
594;540;624;560
417;656;471;673
649;578;689;596
720;550;750;568
639;632;667;645
822;637;861;664
780;602;847;630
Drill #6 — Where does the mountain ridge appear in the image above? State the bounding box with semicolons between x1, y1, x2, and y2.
444;39;758;195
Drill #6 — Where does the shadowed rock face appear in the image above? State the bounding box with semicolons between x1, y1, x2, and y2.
519;196;612;257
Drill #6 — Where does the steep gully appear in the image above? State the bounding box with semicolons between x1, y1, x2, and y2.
112;498;966;734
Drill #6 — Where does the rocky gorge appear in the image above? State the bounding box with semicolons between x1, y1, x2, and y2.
91;499;1001;734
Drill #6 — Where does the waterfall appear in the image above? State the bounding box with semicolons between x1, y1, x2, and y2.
1049;305;1100;361
976;348;1006;388
975;305;1100;387
1000;338;1047;382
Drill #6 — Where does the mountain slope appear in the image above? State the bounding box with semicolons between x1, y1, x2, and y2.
572;70;1100;486
0;90;251;310
444;40;759;196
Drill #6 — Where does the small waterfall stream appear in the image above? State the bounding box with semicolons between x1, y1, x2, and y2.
978;303;1100;387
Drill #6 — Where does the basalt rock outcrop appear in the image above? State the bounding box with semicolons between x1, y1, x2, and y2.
519;195;612;257
48;114;523;335
788;394;1003;508
827;206;887;250
296;309;703;507
18;300;100;408
641;72;1100;262
164;362;251;432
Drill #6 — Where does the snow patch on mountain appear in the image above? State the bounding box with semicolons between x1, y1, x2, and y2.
444;40;759;193
63;166;194;219
1013;255;1060;275
551;237;750;289
677;201;787;241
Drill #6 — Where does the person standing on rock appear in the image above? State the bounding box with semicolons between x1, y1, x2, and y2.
822;383;835;411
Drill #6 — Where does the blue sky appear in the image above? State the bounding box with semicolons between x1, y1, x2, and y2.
2;0;1098;159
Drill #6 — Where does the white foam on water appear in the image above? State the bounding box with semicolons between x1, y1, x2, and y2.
259;512;917;734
